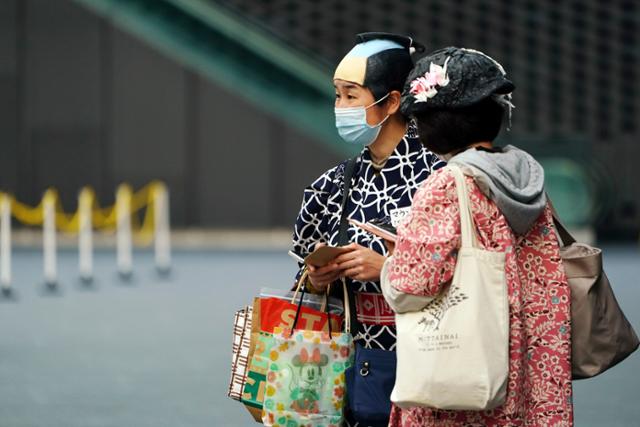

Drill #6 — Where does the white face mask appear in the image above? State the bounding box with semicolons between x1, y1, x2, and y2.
334;93;390;146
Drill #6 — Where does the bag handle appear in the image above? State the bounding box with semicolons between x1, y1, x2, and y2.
449;165;480;249
290;267;309;305
289;266;352;336
547;195;576;246
342;279;351;334
289;267;325;336
334;278;351;335
290;269;334;336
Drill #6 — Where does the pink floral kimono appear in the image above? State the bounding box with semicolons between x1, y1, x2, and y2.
385;167;573;426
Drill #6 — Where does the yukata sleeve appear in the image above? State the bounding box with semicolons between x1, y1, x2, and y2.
381;256;436;313
385;168;461;298
292;167;336;258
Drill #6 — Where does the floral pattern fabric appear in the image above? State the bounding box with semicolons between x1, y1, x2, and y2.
386;167;573;426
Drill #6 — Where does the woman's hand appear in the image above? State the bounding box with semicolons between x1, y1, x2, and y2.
334;242;387;282
307;243;343;292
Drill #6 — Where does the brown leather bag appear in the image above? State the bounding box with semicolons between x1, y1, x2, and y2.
553;213;639;379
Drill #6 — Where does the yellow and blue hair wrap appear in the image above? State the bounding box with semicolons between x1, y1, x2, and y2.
334;32;422;102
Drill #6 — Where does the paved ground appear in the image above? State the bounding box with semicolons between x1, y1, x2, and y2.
0;246;639;426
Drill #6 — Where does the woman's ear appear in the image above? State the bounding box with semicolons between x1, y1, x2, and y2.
385;90;402;115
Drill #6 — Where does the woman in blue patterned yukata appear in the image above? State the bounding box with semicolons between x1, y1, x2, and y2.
291;33;445;426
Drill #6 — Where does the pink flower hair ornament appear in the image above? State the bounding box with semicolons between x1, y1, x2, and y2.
409;57;451;103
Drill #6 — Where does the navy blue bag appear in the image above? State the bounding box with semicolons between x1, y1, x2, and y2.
345;344;397;426
337;157;397;426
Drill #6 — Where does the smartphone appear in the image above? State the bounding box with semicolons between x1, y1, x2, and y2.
369;218;398;235
288;250;305;264
349;218;397;242
304;245;350;267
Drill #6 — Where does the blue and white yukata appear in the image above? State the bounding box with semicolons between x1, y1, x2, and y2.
292;124;444;350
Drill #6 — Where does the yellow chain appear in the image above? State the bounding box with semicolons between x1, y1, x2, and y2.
0;182;166;245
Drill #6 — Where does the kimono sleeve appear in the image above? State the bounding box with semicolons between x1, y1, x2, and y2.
387;168;461;297
291;166;337;258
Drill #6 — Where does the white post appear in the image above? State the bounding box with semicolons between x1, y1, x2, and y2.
78;188;93;284
116;184;133;280
0;194;11;294
154;183;171;274
43;190;58;289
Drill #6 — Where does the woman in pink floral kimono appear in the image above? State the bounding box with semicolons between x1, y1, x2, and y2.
380;47;573;426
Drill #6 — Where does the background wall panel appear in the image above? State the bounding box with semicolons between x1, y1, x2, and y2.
0;0;19;195
22;0;103;209
111;27;188;224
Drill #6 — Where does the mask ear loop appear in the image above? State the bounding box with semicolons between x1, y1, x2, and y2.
365;92;391;110
364;92;392;128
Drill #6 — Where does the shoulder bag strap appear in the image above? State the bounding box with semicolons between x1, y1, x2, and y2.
546;193;577;246
337;157;361;335
338;157;358;246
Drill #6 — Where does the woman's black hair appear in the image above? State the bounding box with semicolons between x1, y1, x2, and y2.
355;32;425;101
366;50;415;101
413;98;505;154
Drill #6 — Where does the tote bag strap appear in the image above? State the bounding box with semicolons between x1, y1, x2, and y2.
448;165;480;249
546;194;577;246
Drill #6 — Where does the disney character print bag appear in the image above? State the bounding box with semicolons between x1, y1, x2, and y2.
261;280;354;427
242;269;343;421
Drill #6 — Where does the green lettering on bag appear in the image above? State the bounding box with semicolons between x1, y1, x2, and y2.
241;370;266;408
242;333;275;409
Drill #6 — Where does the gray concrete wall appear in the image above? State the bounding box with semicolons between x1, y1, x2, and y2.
0;0;342;228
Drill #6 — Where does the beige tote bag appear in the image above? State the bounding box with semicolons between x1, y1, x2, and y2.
392;165;509;410
550;207;639;379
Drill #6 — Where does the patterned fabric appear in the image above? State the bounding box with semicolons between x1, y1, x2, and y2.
353;292;395;325
262;327;353;427
227;306;253;401
292;124;444;351
386;168;573;426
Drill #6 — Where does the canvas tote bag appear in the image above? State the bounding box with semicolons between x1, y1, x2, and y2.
392;165;509;410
